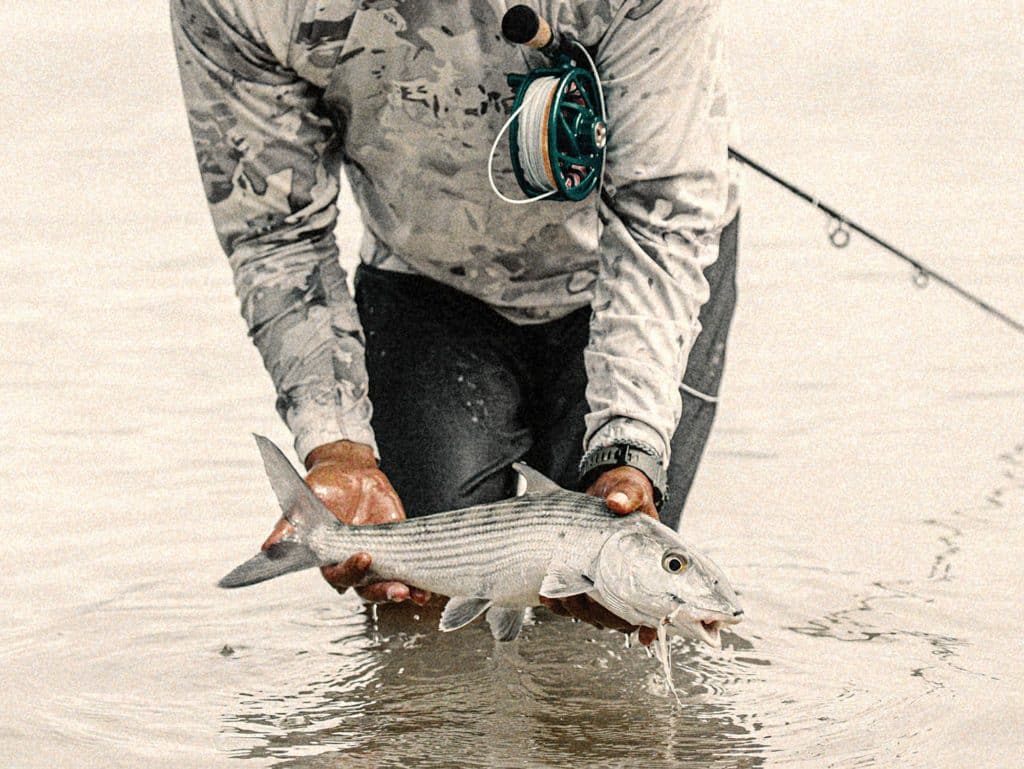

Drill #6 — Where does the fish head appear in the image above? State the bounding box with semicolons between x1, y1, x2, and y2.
591;519;743;649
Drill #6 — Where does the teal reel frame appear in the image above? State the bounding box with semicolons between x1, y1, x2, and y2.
506;64;606;202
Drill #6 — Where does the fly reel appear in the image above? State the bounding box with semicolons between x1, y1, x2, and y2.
505;64;607;202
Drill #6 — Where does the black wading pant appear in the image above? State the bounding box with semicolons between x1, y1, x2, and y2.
354;215;738;531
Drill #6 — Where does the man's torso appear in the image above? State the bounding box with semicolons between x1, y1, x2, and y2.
284;0;628;322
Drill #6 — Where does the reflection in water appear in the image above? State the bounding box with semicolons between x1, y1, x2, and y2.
222;604;769;768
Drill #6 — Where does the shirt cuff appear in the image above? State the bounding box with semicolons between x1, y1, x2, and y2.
585;417;669;467
286;399;379;466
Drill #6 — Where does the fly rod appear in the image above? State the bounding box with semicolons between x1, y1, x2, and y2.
728;147;1024;337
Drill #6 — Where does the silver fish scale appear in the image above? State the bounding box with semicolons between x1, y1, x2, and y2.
307;491;621;603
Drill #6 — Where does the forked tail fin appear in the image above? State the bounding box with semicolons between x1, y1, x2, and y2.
217;435;337;588
218;541;320;588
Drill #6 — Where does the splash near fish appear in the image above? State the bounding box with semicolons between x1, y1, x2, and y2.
221;436;743;653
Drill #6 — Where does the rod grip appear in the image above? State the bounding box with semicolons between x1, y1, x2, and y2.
502;5;553;49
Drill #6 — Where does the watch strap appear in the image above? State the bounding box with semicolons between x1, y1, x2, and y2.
578;442;667;510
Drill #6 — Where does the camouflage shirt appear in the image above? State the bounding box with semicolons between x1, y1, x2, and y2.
171;0;735;464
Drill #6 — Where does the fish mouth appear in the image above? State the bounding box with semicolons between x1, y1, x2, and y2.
693;619;724;649
662;616;725;648
665;600;742;649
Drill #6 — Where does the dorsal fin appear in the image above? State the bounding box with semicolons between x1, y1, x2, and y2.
512;462;563;495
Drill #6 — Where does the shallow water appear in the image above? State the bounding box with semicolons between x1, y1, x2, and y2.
2;1;1022;767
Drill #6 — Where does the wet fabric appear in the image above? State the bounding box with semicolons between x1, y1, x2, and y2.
355;215;738;531
170;0;737;467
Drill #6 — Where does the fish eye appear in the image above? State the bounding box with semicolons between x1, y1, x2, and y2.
662;553;688;574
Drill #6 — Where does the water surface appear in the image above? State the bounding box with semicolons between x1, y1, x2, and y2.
1;1;1022;766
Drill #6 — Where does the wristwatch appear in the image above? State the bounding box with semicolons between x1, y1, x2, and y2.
578;442;668;510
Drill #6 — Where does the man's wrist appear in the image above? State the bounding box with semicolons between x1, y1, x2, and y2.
304;440;379;471
586;416;669;465
578;442;667;509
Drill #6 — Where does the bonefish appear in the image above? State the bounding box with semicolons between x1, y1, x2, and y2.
221;436;743;647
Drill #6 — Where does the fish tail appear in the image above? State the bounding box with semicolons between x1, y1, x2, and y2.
217;435;337;589
218;541;320;588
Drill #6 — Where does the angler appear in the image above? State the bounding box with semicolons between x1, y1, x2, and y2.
172;0;740;636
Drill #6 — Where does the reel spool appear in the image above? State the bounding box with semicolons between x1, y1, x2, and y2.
504;64;607;202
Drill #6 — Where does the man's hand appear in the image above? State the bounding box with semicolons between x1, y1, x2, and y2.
585;464;660;520
538;465;658;645
260;440;431;606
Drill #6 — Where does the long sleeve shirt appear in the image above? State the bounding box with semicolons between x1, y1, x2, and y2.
171;0;734;464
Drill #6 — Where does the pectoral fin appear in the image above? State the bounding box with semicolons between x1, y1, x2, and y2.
439;596;492;632
486;607;525;641
539;569;595;599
